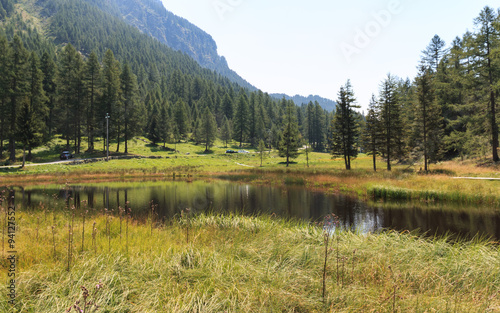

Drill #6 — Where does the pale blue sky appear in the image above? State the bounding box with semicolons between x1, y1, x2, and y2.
161;0;499;110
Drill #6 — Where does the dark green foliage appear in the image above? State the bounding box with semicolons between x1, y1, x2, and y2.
414;65;443;171
174;99;189;141
121;62;142;153
234;93;249;147
200;107;217;152
220;116;232;148
378;74;402;171
330;80;360;170
361;95;383;171
7;35;29;161
278;100;300;167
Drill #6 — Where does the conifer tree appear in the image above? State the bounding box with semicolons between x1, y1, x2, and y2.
84;51;100;152
378;74;402;171
101;49;122;152
121;62;140;153
7;35;29;161
278;100;300;167
174;99;189;141
234;93;249;147
220;116;232;148
0;34;10;158
473;6;500;162
26;52;48;159
362;95;382;171
330;80;360;170
422;35;446;72
414;65;443;171
200;107;217;152
40;52;57;140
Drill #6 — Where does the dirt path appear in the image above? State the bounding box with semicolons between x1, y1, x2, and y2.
453;177;500;181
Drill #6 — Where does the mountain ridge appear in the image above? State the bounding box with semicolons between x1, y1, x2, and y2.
270;94;336;112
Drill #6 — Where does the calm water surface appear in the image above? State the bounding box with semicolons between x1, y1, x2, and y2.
4;180;500;240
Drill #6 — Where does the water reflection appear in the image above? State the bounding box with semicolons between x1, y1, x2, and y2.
3;181;500;240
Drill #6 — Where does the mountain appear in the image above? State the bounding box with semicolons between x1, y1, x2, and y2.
80;0;255;90
271;94;337;112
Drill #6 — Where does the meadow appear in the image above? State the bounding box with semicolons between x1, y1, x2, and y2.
0;207;499;312
1;136;499;209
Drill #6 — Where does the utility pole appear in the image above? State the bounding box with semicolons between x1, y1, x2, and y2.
106;113;110;161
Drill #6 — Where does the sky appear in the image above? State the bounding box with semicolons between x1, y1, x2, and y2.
160;0;499;111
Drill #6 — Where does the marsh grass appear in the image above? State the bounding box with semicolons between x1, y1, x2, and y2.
0;207;499;312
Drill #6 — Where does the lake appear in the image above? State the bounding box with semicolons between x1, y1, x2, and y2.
3;180;500;240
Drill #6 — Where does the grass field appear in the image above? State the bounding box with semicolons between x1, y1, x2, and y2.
1;136;500;209
1;209;499;312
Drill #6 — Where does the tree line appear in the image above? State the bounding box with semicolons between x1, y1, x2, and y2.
1;5;499;170
332;6;500;170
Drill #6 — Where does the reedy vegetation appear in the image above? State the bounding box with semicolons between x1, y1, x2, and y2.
0;208;499;312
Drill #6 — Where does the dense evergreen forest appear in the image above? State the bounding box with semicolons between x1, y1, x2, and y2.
0;1;499;170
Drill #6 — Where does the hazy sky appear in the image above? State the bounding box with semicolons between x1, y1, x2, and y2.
160;0;498;110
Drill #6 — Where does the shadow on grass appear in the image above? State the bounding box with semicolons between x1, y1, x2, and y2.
0;167;24;173
146;144;176;153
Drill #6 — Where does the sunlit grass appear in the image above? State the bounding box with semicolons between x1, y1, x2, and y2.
1;208;499;312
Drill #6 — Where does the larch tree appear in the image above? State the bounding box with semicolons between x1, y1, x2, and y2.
200;106;217;153
473;6;500;162
278;100;300;167
7;35;29;161
378;74;402;171
234;93;249;147
362;94;383;171
84;51;101;152
121;62;140;153
414;65;443;171
421;35;447;72
26;52;48;160
330;80;360;170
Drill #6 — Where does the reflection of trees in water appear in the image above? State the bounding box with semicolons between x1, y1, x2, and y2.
8;183;500;240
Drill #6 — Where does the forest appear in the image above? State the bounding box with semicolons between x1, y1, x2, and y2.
0;1;499;170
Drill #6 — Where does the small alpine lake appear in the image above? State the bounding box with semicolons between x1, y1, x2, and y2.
4;179;500;240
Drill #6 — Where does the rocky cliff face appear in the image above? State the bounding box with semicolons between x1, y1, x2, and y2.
83;0;254;89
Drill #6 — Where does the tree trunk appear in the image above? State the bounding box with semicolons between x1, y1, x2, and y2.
491;89;499;162
21;145;26;168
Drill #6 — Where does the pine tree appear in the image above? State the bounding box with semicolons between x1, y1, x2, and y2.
84;51;100;152
16;102;39;167
57;43;80;150
473;6;500;162
0;34;10;158
200;107;217;152
258;139;266;167
330;80;360;170
278;100;300;167
362;95;382;171
101;49;122;153
378;74;402;171
147;102;161;145
222;93;233;119
174;99;189;141
414;65;443;171
234;93;249;147
7;35;29;161
27;52;48;160
220;115;232;148
158;100;171;148
121;62;140;153
421;35;446;72
40;52;57;141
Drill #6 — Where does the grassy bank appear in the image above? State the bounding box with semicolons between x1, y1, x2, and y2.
1;137;500;208
0;210;499;312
